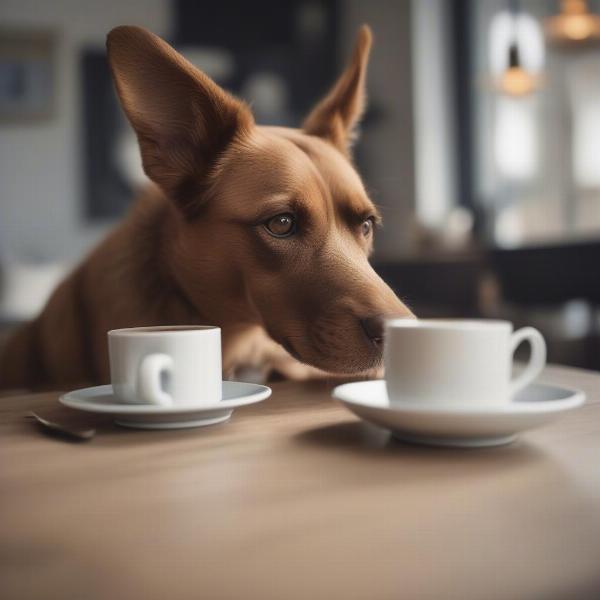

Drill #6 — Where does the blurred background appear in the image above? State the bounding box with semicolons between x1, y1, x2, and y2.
1;0;599;369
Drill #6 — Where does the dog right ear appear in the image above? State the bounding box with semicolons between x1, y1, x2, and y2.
302;25;372;157
106;26;254;216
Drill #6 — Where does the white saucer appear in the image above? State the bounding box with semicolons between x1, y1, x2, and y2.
332;380;585;448
60;381;271;429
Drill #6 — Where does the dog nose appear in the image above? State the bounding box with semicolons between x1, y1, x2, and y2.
360;315;385;346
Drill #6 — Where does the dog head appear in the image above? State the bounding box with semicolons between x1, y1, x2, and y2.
107;25;413;374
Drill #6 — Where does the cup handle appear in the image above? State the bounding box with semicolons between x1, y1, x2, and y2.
137;353;174;406
509;327;546;397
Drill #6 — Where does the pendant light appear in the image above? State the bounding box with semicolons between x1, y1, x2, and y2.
495;2;541;96
496;41;540;96
546;0;600;43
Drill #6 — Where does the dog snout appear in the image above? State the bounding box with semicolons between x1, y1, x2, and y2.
360;315;385;346
360;311;415;348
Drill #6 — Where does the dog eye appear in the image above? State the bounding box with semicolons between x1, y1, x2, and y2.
362;218;374;237
265;213;296;238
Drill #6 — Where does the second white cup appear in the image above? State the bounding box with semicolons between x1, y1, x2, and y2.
384;319;546;407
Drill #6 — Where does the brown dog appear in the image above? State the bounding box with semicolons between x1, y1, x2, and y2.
0;25;413;391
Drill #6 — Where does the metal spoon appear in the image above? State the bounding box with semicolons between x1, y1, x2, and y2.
27;411;96;441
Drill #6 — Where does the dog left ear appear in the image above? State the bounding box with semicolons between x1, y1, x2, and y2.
107;26;254;216
303;25;372;156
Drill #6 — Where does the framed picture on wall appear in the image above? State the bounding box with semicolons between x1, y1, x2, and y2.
0;29;55;122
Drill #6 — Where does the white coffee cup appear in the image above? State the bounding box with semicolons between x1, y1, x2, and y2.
384;319;546;407
108;326;222;406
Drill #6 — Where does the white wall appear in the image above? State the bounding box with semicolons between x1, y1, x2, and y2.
411;0;457;229
0;0;171;264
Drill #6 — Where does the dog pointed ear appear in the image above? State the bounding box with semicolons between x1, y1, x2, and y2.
303;25;372;156
106;26;254;215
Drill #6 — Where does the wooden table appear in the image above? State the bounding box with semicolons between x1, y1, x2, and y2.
1;365;600;600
